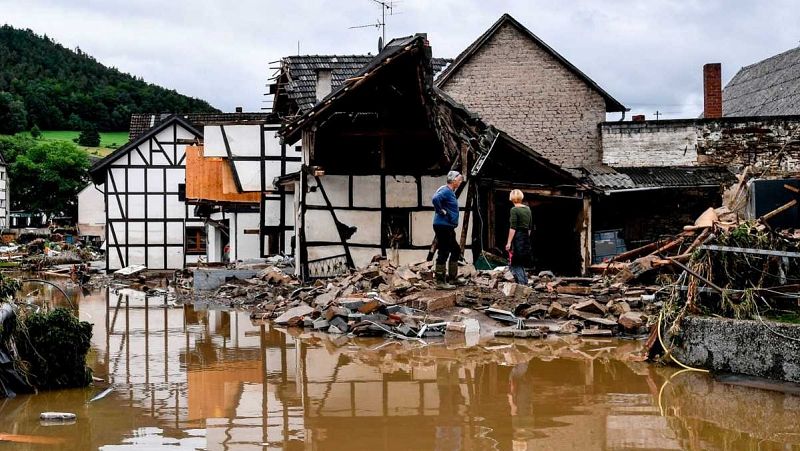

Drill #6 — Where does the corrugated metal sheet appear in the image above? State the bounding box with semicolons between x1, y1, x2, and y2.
584;165;735;191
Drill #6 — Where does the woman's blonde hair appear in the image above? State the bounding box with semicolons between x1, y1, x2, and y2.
509;189;524;203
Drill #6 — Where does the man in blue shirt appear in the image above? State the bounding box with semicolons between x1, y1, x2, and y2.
431;171;463;289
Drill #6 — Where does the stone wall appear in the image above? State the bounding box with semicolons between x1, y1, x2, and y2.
601;116;800;173
440;22;607;168
672;316;800;383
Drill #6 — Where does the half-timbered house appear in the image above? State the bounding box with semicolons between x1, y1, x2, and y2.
185;120;300;262
89;115;204;270
281;34;595;277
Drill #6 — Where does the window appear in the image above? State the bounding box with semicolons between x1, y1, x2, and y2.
185;226;207;255
0;172;5;180
0;200;5;208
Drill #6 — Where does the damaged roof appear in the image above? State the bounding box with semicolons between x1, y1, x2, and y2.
271;54;451;114
436;13;626;113
584;165;735;191
723;46;800;117
129;112;278;141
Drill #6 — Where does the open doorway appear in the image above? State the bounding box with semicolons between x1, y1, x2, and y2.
491;190;582;275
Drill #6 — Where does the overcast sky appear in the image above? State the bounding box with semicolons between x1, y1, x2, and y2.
2;0;798;119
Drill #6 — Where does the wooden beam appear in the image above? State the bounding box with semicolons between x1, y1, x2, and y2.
460;182;475;254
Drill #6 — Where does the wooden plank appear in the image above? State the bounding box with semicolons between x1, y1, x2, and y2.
185;146;260;203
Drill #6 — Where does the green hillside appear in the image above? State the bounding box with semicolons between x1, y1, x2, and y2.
0;24;219;133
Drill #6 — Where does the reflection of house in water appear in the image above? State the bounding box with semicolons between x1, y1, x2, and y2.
81;288;800;450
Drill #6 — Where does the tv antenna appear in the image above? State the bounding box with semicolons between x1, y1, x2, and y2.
349;0;399;50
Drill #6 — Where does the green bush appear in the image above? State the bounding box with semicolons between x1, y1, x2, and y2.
16;308;93;389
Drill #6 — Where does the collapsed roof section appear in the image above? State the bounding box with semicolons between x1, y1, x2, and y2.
280;33;582;185
269;54;451;118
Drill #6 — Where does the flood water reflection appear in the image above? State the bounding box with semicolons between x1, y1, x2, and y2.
1;281;799;450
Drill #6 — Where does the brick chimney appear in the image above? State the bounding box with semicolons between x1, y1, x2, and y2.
703;63;722;118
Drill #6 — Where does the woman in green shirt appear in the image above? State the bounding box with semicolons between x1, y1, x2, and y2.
505;189;532;284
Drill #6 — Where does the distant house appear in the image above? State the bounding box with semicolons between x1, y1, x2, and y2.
0;152;7;229
437;13;627;168
77;183;105;242
723;46;800;117
89;112;277;270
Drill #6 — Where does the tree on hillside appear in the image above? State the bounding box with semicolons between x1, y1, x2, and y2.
10;141;90;218
0;25;220;131
77;123;100;147
0;92;27;134
0;135;36;163
30;124;41;139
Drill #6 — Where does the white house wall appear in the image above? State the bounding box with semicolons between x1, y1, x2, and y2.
0;166;8;228
104;121;203;271
301;175;473;271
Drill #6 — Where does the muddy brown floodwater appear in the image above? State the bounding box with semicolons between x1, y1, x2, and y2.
0;279;799;450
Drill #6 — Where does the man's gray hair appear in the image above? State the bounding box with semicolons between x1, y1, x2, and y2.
447;171;462;183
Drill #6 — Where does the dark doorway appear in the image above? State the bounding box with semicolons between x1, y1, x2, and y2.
492;190;582;275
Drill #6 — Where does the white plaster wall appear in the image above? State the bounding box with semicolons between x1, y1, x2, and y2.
165;169;185;192
264;162;283;191
147;248;165;269
150;151;171;166
421;176;468;207
204;124;261;157
285;193;295;226
385;176;418;208
146;169;164;191
233;160;262;191
306;176;350;207
166;195;184;219
128;246;145;266
352;176;381;208
147;195;165;218
304;209;381;246
78;184;105;226
601;124;698;167
128;195;145;219
129;150;147;165
147;222;165;244
263;198;281;226
128;222;145;245
234;212;261;261
264;128;282;157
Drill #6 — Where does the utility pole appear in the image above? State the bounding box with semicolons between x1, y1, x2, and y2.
654;110;661;121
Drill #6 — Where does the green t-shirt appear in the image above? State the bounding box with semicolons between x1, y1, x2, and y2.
510;205;532;230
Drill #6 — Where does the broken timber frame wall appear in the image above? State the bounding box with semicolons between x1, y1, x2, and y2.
89;115;205;270
198;123;301;260
282;33;595;276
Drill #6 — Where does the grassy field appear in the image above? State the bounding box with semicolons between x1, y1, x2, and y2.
17;130;129;157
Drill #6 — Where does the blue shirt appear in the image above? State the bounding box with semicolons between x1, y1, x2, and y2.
432;185;459;228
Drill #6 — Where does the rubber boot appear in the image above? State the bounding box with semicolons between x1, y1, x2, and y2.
448;261;463;286
435;263;455;290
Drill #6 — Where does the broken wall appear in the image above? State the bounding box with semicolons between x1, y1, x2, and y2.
301;175;472;269
593;187;722;248
601;116;800;172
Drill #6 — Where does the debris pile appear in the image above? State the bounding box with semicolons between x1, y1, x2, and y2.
237;259;659;340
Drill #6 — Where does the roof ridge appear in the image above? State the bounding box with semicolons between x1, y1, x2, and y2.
435;13;626;112
738;45;800;72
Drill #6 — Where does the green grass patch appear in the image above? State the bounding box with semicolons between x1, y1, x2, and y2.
17;130;129;157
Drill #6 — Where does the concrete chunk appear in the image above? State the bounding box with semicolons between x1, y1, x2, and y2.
273;304;314;325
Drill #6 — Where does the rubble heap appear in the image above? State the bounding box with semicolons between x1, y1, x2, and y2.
237;259;659;340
